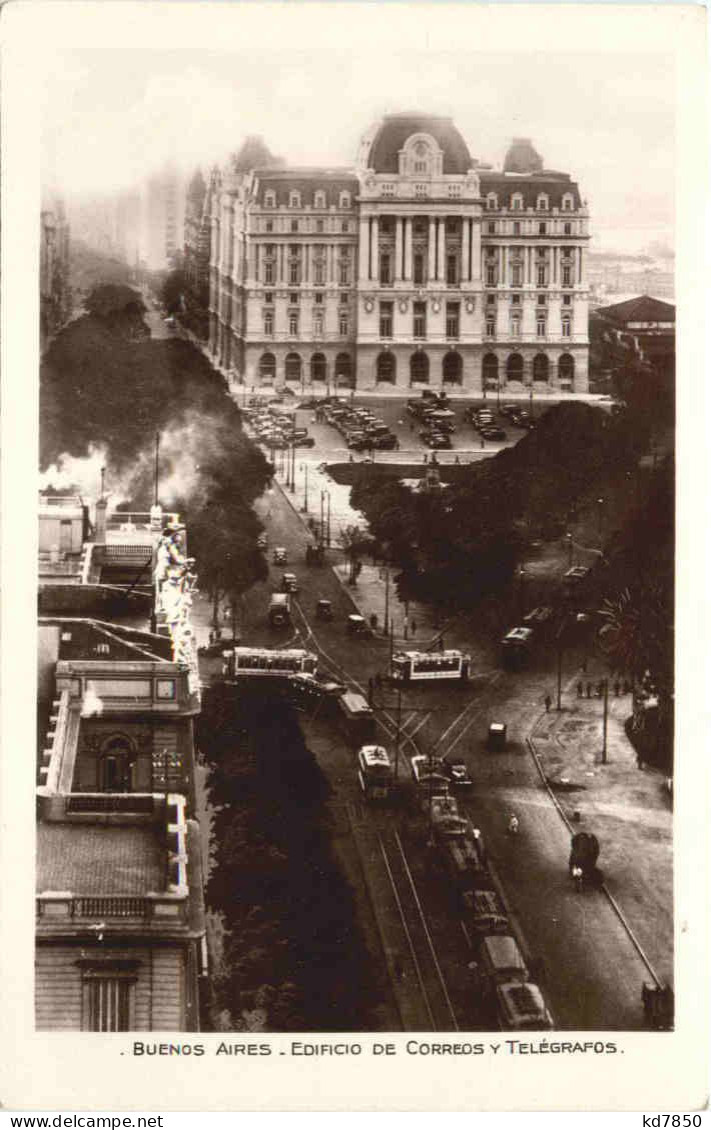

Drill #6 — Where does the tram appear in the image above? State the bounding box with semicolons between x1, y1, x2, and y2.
222;647;317;680
357;745;394;802
391;649;470;683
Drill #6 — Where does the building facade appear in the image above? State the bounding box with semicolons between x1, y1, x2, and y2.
40;198;71;351
208;114;590;393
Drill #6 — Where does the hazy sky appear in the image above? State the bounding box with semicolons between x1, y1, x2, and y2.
42;44;675;254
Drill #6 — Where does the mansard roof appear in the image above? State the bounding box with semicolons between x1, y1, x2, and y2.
253;168;359;207
479;171;582;209
365;113;472;174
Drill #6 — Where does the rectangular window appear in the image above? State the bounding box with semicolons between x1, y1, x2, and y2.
511;315;521;338
562;266;572;287
289;312;299;336
413;253;425;286
513;221;521;235
339;260;350;285
511;264;522;287
339;314;349;336
379;301;393;338
537;266;546;287
486;265;496;287
264;291;274;304
340;291;349;304
446;254;458;286
314;292;324;305
539;222;547;235
511;294;521;305
413;301;427;339
314;261;325;286
536;317;546;338
487;222;496;234
564;222;572;235
448;184;461;198
485;318;496;339
264;262;274;284
316;219;324;233
415;184;428;198
537;294;547;305
86;978;131;1032
265;220;273;233
486;294;496;305
289;291;299;305
341;221;349;233
563;294;572;306
381;183;395;197
264;310;274;335
562;317;572;337
379;253;392;286
291;220;299;233
414;160;428;174
445;302;460;338
313;314;323;336
289;261;300;285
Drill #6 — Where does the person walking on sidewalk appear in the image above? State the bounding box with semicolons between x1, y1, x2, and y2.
544;693;552;713
586;682;592;699
411;619;417;636
577;680;584;698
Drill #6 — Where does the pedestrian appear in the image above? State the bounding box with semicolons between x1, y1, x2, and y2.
586;682;592;699
613;680;620;697
411;619;417;636
544;693;552;713
209;629;215;646
577;680;583;698
480;437;485;449
423;454;428;464
349;453;353;463
455;455;460;464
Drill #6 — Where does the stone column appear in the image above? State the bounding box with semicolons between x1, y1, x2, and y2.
358;217;369;281
437;218;446;282
404;217;413;281
370;217;379;282
462;219;470;283
428;217;436;281
394;218;403;281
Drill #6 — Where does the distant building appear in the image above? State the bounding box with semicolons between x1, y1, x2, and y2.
40;199;71;350
181;169;211;339
142;165;185;271
208;115;590;393
593;294;675;378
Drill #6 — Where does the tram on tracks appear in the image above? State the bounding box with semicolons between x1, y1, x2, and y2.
222;647;318;681
391;649;471;684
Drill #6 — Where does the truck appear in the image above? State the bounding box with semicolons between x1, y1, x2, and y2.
268;592;291;628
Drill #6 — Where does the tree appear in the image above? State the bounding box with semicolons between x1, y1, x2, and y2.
337;524;373;584
162;269;187;315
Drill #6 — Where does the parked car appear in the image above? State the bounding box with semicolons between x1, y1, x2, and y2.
282;572;299;593
441;757;474;790
292;435;316;447
426;433;452;449
372;433;399;450
480;427;507;441
273;547;288;564
257;533;268;550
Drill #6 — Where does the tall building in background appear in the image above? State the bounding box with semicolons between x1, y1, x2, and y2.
40;196;71;351
142;165;185;271
208;114;590;393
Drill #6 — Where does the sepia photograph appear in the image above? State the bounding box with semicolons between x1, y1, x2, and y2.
2;0;709;1115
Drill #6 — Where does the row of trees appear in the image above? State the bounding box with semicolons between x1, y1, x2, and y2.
197;686;382;1031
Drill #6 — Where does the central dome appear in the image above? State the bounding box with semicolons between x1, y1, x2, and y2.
363;113;472;174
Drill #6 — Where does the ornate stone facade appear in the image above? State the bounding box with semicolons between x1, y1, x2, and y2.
208;115;590;393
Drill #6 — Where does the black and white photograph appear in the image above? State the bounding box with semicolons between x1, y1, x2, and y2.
2;0;709;1115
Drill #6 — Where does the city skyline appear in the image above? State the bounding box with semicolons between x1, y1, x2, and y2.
42;47;675;257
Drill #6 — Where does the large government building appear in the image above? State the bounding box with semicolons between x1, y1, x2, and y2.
208;114;590;393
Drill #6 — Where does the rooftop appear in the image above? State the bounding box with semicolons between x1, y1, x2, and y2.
595;294;675;324
37;824;164;896
365;113;472;174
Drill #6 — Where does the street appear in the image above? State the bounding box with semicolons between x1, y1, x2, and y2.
201;423;673;1032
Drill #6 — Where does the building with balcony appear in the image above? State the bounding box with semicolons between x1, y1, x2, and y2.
208;114;589;393
36;492;205;1031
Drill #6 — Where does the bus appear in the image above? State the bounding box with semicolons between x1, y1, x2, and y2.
500;627;534;669
223;647;317;680
391;650;470;683
337;691;377;746
357;745;393;802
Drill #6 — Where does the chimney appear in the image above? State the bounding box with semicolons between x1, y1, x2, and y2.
95;498;107;542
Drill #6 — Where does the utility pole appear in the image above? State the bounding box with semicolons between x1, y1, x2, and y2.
301;463;308;513
153;432;160;506
602;677;609;764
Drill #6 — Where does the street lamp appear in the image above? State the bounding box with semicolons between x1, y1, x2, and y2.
565;531;574;568
301;463;309;512
517;567;527;621
596;497;605;539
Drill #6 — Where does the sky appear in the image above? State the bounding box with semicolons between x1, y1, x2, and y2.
40;41;676;256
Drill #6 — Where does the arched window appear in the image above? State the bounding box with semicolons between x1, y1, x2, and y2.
376;352;396;383
259;352;276;383
558;353;575;384
511;193;523;211
99;735;135;793
285;352;302;382
506;353;524;382
537;194;549;211
442;351;462;384
533;353;550;382
339;191;351;209
310;353;326;382
486;193;498;211
314;190;326;209
264;190;276;208
562;193;574;212
410;352;430;384
335;352;353;386
482;353;499;388
289;191;301;208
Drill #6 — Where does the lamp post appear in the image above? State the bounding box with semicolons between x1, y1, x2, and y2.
597;497;605;540
100;465;106;500
517;567;527;621
566;531;574;568
301;463;308;512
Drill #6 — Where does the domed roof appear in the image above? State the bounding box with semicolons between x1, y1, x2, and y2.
503;138;543;174
364;113;472;174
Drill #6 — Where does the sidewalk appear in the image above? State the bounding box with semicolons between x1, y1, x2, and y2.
530;685;673;986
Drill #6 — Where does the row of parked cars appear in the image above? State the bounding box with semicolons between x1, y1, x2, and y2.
407;392;457;449
243;404;316;448
323;403;400;451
